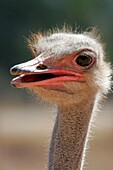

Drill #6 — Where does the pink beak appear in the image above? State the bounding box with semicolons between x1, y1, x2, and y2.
10;57;84;88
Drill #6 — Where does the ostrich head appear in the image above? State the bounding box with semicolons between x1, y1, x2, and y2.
10;29;112;106
10;28;112;170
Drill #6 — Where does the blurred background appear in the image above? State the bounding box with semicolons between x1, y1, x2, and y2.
0;0;113;169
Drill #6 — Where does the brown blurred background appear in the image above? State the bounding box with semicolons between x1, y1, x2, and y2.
0;0;113;169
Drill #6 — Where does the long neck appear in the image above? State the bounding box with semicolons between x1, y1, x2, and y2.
48;97;96;170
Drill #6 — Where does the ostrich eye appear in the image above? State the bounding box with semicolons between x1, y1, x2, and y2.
75;55;92;67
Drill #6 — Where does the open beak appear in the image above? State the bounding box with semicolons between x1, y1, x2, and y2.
10;57;84;88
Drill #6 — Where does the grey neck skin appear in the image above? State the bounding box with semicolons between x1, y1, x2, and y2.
48;97;95;170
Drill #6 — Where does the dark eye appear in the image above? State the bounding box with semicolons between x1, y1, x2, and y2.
75;55;92;67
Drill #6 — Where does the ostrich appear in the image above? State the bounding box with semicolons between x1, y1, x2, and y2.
10;28;112;170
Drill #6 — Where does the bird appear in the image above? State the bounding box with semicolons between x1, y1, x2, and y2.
10;27;112;170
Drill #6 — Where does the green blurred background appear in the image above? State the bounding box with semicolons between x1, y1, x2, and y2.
0;0;113;170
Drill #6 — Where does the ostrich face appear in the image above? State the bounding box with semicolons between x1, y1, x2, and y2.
10;33;111;105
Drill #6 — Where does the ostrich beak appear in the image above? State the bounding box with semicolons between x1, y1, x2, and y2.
10;58;42;75
10;57;84;88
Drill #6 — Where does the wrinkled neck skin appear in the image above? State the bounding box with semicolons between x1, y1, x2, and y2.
48;95;96;170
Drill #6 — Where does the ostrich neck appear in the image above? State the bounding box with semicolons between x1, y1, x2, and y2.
48;96;95;170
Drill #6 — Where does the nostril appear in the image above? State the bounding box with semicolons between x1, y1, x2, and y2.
36;64;47;70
